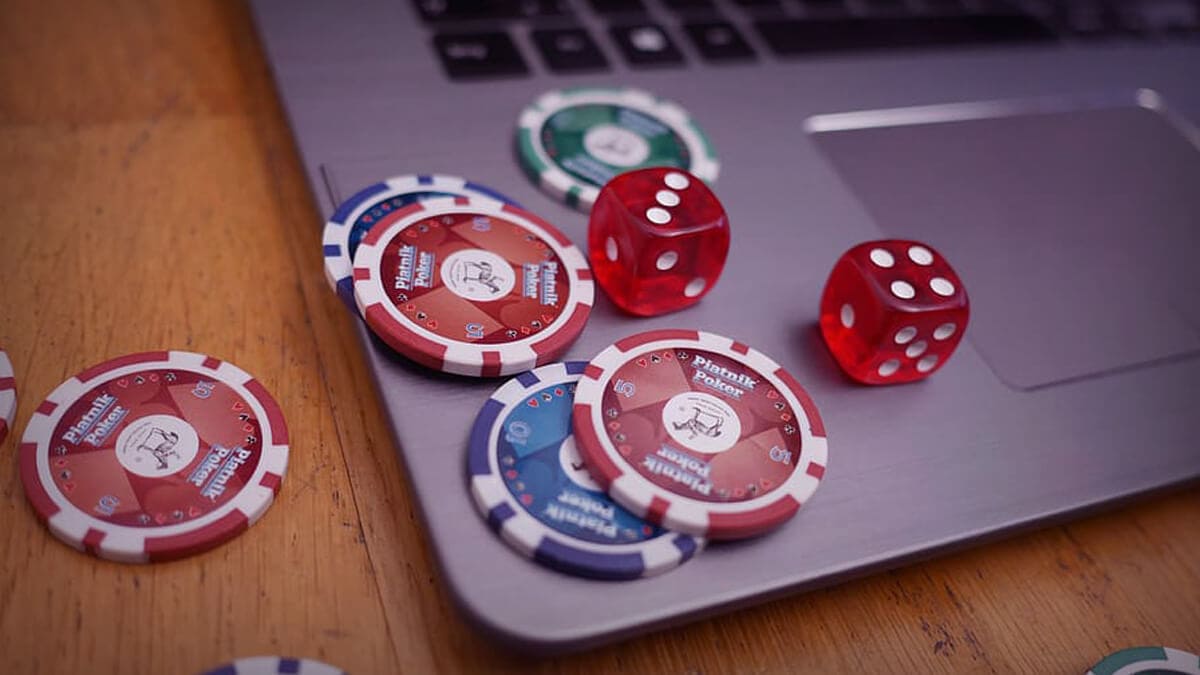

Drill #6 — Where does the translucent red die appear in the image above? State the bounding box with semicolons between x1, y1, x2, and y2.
587;168;730;316
819;240;968;385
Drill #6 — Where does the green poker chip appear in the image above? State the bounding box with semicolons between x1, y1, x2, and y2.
516;87;719;211
1087;646;1200;675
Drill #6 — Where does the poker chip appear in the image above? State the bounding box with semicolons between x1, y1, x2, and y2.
19;351;289;563
516;87;719;212
199;656;345;675
468;361;702;580
1087;646;1200;675
322;174;518;307
571;330;828;540
352;196;594;377
0;348;15;445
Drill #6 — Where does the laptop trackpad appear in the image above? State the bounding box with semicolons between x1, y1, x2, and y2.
808;94;1200;390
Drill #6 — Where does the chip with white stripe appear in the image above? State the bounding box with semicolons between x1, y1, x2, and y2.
19;351;288;563
516;87;719;211
352;197;593;377
572;330;828;540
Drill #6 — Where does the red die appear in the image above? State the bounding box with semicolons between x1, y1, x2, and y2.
588;168;730;316
819;240;968;384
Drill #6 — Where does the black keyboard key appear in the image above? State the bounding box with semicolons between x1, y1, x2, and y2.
589;0;648;14
532;28;610;72
609;23;686;66
754;14;1056;54
920;0;966;13
683;21;757;60
973;0;1022;11
729;0;787;12
416;0;569;21
860;0;908;14
662;0;717;11
1135;0;1200;36
433;32;529;79
800;0;849;15
1056;1;1125;38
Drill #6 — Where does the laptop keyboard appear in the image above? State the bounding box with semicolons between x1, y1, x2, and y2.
753;14;1054;53
424;0;1200;79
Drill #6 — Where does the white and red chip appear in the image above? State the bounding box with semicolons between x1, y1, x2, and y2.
199;656;345;675
352;196;594;377
321;173;519;307
571;330;828;540
0;348;15;445
19;351;289;563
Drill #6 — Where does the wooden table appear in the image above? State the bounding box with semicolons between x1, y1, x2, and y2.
1;2;1197;673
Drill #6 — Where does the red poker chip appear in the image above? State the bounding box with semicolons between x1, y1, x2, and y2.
19;351;289;563
351;196;594;377
571;330;829;540
0;348;15;445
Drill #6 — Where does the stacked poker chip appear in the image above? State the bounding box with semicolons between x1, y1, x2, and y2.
569;330;828;541
317;90;829;580
467;361;703;580
321;87;727;378
322;174;520;307
346;193;594;377
466;331;830;580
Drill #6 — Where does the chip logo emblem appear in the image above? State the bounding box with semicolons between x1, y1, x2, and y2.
559;435;602;491
662;392;741;455
441;248;515;301
115;414;200;478
583;123;652;167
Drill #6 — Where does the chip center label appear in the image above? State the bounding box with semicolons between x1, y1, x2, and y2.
440;248;516;301
559;435;601;491
115;414;200;478
662;392;741;454
583;123;652;167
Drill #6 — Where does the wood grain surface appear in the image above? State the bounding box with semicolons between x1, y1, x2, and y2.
0;2;1197;673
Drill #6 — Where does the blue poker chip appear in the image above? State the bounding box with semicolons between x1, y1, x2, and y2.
321;174;518;307
467;361;703;580
199;656;345;675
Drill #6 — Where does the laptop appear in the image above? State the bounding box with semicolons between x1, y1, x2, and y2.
248;0;1200;653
